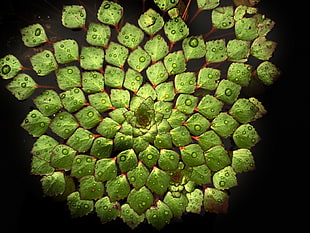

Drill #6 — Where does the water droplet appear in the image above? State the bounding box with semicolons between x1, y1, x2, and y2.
103;3;110;9
139;56;145;62
40;122;45;127
147;154;153;160
74;88;80;93
21;82;27;88
31;113;36;118
62;149;69;155
76;158;82;163
35;28;41;36
185;99;192;106
130;176;136;182
169;155;174;160
120;155;126;161
152;214;157;218
172;63;177;68
224;120;229;124
86;157;93;163
189;38;199;47
171;30;176;34
87;111;94;117
67;68;73;74
219;181;225;187
225;88;232;96
84;204;89;208
191;152;197;158
194;125;201;131
1;65;11;74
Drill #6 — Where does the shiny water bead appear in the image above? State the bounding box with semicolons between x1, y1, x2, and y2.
95;158;117;181
105;42;129;67
62;5;86;29
30;50;58;76
205;145;230;171
50;144;76;171
163;51;186;75
182;36;206;60
213;166;238;190
41;171;65;196
71;154;95;178
20;23;48;47
67;191;94;218
97;1;123;26
197;0;220;10
80;46;104;71
250;36;277;60
229;98;258;123
82;71;104;93
0;54;22;80
79;175;104;200
231;148;255;173
211;6;234;29
211;112;239;138
215;80;241;104
21;109;50;137
175;72;196;94
53;39;79;64
50;112;79;139
205;39;228;64
197;94;223;119
163;191;188;217
145;200;173;230
203;188;229;214
117;23;144;49
144;35;169;62
138;8;164;36
75;106;101;129
256;61;280;86
55;66;81;90
60;88;86;112
67;128;95;153
106;174;130;201
180;144;204;166
153;0;179;11
34;90;62;116
86;22;111;47
227;62;252;86
7;73;37;100
164;17;189;43
227;39;251;62
233;123;260;149
127;47;151;72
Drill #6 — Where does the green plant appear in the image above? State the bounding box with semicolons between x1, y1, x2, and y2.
0;0;280;229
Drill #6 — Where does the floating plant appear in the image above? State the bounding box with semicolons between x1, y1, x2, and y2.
0;0;280;230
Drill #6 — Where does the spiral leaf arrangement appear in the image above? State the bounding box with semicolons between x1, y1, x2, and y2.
0;0;280;229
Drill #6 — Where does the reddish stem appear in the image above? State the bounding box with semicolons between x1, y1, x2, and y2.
189;9;201;24
36;84;58;89
203;27;217;40
182;0;193;21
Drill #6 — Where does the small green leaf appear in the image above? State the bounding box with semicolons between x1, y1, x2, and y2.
155;81;175;101
227;62;252;86
235;17;258;41
175;72;196;94
256;61;280;86
187;164;211;185
31;156;55;175
154;101;173;118
86;22;111;47
175;94;198;115
180;144;205;166
95;158;117;181
197;130;222;151
67;128;95;152
106;174;130;201
127;186;154;214
182;36;206;60
120;204;145;229
50;144;76;171
138;8;164;35
249;97;267;120
158;149;179;171
105;42;129;68
20;23;48;47
110;89;130;108
232;148;255;173
211;112;239;138
164;51;186;75
136;83;157;100
67;191;94;217
118;23;144;49
144;35;169;62
71;155;96;178
62;5;86;29
146;61;169;86
170;126;192;147
41;171;65;196
30;50;58;76
80;47;104;71
79;175;104;200
88;92;112;113
215;80;241;104
90;137;113;159
117;149;138;173
7;73;37;100
185;113;210;136
163;192;188;217
153;0;179;11
75;106;101;129
167;109;186;128
203;188;229;214
127;47;151;72
82;71;104;93
34;90;62;116
250;36;277;60
255;14;275;36
50;112;79;139
124;68;143;92
97;117;121;138
227;39;250;62
145;200;173;230
21;110;50;137
31;135;58;161
95;196;120;223
213;166;238;190
233;124;260;148
138;144;159;168
164;17;189;43
154;132;172;149
197;0;220;10
97;1;123;26
197;94;223;119
186;189;203;214
54;39;79;64
205;39;227;64
147;167;170;195
212;6;234;29
60;88;86;112
205;145;230;171
55;66;81;90
229;98;258;123
0;54;23;79
197;67;220;90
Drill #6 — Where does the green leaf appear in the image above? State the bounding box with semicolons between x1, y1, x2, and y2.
187;164;211;185
182;36;206;60
31;156;55;175
60;88;86;112
121;204;145;229
167;109;186;128
249;97;267;120
127;186;154;214
146;61;169;86
67;191;94;217
55;66;81;90
154;101;173;119
136;83;157;100
146;167;170;195
88;92;112;113
67;128;95;152
255;14;275;36
164;17;189;43
203;188;229;214
34;90;62;116
97;1;123;26
75;106;102;129
110;89;130;108
105;42;129;68
175;94;198;114
229;98;258;123
41;171;65;196
197;94;223;119
158;149;179;171
127;47;151;72
235;17;259;41
233;124;260;148
79;175;104;200
197;67;220;90
163;192;188;217
227;39;250;62
197;130;222;151
97;117;121;138
153;0;179;11
20;23;48;47
164;51;186;75
95;158;117;181
54;39;79;64
117;149;138;173
138;144;159;168
0;54;23;80
90;137;113;159
95;196;120;223
175;72;196;94
232;148;255;173
138;8;164;35
124;68;143;92
82;71;104;93
215;79;241;104
31;135;58;161
256;61;280;86
170;126;192;147
50;144;76;171
212;6;234;29
7;73;37;100
180;144;204;166
71;155;96;178
30;50;58;76
118;23;144;49
154;132;172;149
213;166;238;190
205;39;227;64
86;22;111;47
186;189;203;214
205;145;230;171
227;62;252;86
80;47;104;71
50;112;79;139
197;0;220;10
144;35;169;62
62;5;86;29
21;110;50;137
211;112;239;138
185;113;210;136
250;36;277;60
106;174;130;201
155;81;175;101
145;200;173;230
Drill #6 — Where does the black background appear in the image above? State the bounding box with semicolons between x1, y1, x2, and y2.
0;0;304;232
